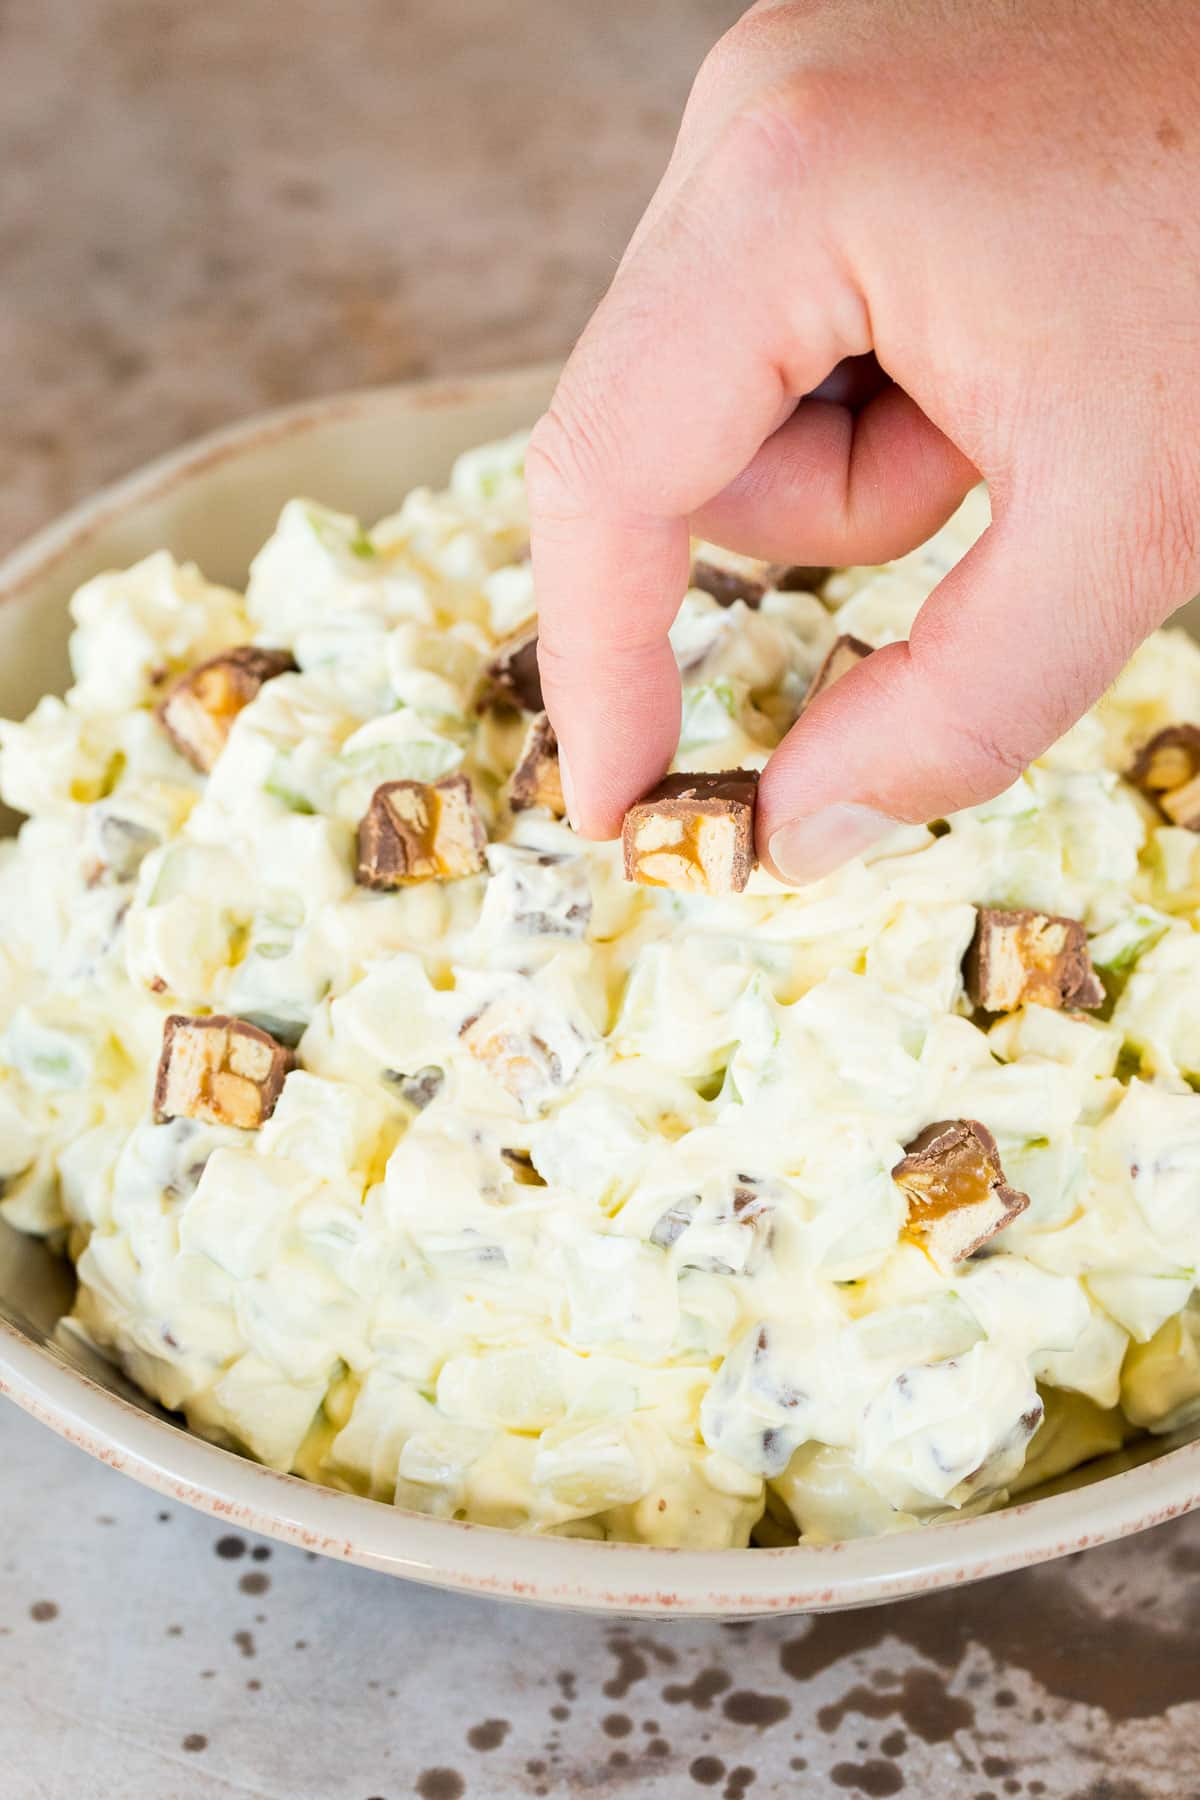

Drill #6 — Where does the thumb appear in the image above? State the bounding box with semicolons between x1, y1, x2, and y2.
758;502;1166;884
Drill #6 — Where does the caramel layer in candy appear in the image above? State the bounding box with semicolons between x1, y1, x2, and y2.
154;1014;294;1129
356;772;486;887
893;1119;1029;1267
1127;725;1200;830
690;552;834;609
802;633;873;711
509;712;565;816
480;625;543;712
964;907;1104;1012
623;769;758;895
158;647;297;773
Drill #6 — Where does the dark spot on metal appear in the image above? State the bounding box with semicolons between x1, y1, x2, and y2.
604;1636;649;1699
831;1761;905;1796
609;1750;630;1768
994;1689;1017;1708
1064;1785;1151;1800
29;1600;59;1624
663;1667;732;1710
649;1739;670;1758
880;1731;906;1758
295;1639;309;1650
791;1759;809;1772
247;1678;261;1692
181;1734;207;1753
782;1562;1198;1724
233;1630;255;1659
722;1691;790;1729
550;1704;569;1721
157;1511;171;1522
166;1625;183;1638
239;1571;270;1596
983;1759;1014;1779
415;1772;465;1800
251;1544;272;1562
817;1672;972;1744
215;1535;247;1560
724;1768;756;1800
556;1670;577;1702
467;1719;509;1752
603;1713;633;1738
690;1757;726;1787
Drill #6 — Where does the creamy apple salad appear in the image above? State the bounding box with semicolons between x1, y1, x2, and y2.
3;432;1200;1549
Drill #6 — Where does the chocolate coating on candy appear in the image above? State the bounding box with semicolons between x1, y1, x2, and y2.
802;633;873;711
964;907;1104;1013
622;768;758;895
153;1014;294;1130
509;712;565;816
690;554;834;610
356;773;487;887
893;1118;1029;1267
481;626;543;712
157;647;297;773
1127;725;1200;829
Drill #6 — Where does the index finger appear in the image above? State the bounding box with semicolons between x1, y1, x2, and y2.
526;105;850;836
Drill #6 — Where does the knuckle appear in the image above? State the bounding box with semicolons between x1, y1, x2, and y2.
525;396;616;523
1130;451;1200;605
711;76;832;196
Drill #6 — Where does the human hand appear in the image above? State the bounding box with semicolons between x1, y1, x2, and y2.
527;0;1200;882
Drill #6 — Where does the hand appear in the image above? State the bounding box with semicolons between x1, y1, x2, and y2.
527;0;1200;882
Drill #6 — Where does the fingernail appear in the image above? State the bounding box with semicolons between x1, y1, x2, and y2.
557;742;581;831
768;804;898;885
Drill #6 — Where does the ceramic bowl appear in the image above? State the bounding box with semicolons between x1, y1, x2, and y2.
2;365;1198;1616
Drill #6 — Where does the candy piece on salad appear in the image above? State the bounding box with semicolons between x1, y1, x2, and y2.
892;1119;1029;1267
801;633;874;711
509;712;566;816
460;992;592;1113
964;907;1105;1013
690;549;834;609
153;1014;294;1130
1127;725;1200;829
622;769;758;896
480;624;543;712
157;647;297;773
356;773;487;887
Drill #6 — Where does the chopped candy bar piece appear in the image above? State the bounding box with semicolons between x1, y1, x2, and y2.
153;1014;294;1129
964;907;1104;1013
460;987;594;1114
622;769;758;895
690;549;833;609
1127;725;1200;829
480;625;543;712
801;633;873;710
893;1119;1029;1268
157;647;297;773
690;554;775;610
773;563;834;593
356;773;486;887
509;712;565;816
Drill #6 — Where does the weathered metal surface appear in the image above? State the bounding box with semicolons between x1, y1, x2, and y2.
2;1404;1198;1797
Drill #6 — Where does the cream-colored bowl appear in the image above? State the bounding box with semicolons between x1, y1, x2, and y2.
2;366;1199;1616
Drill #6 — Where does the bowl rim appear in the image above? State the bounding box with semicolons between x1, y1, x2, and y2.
1;367;1198;1616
